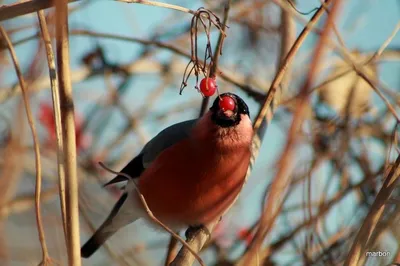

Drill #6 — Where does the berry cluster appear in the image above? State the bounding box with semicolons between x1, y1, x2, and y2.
199;77;235;111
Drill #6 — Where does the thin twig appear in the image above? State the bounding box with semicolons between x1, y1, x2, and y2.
0;0;78;22
199;1;231;117
369;22;400;62
345;155;400;265
276;0;296;100
54;1;81;265
98;162;205;266
329;21;400;122
0;26;51;265
37;10;68;247
240;0;342;264
252;0;333;131
3;30;398;105
0;187;58;219
116;0;195;15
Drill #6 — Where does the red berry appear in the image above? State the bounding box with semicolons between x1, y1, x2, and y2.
199;78;217;96
219;96;236;111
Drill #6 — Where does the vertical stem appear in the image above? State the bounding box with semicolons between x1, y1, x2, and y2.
240;0;342;264
37;10;68;246
277;0;296;98
0;26;50;264
164;235;178;266
54;1;81;265
345;155;400;265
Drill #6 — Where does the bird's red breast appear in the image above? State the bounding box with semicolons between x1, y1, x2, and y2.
136;112;253;227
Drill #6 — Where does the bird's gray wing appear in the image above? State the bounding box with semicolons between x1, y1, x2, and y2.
103;119;198;187
141;119;198;168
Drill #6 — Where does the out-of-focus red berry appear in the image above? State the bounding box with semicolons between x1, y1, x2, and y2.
237;227;253;245
38;102;91;153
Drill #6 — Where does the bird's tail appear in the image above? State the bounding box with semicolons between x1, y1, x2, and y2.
81;192;141;258
80;219;117;258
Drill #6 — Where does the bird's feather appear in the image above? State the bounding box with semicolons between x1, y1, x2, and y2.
103;119;197;186
81;187;142;258
81;193;129;258
141;119;197;168
81;93;253;259
103;154;144;187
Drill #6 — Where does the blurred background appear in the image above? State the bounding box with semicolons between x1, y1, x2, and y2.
0;0;399;265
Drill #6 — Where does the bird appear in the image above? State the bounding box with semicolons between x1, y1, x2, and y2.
80;92;254;258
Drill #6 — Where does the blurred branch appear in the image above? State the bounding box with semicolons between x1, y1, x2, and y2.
0;0;196;22
164;237;179;266
37;9;68;247
55;0;81;264
251;0;332;132
2;30;398;105
1;30;268;104
0;103;25;261
0;187;58;219
276;0;296;98
0;0;77;22
262;169;381;260
331;22;400;122
345;155;400;265
117;0;195;15
241;0;342;264
0;26;51;264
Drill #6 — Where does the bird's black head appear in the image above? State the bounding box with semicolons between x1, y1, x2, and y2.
210;93;250;128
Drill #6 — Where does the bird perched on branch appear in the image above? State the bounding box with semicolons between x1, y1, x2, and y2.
81;93;253;258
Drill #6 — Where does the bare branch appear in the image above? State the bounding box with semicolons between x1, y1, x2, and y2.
54;1;81;264
0;26;51;265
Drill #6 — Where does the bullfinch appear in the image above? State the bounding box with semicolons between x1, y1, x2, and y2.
81;93;253;258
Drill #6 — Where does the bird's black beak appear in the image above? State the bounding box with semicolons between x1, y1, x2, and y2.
213;109;238;127
217;109;236;119
210;93;249;128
